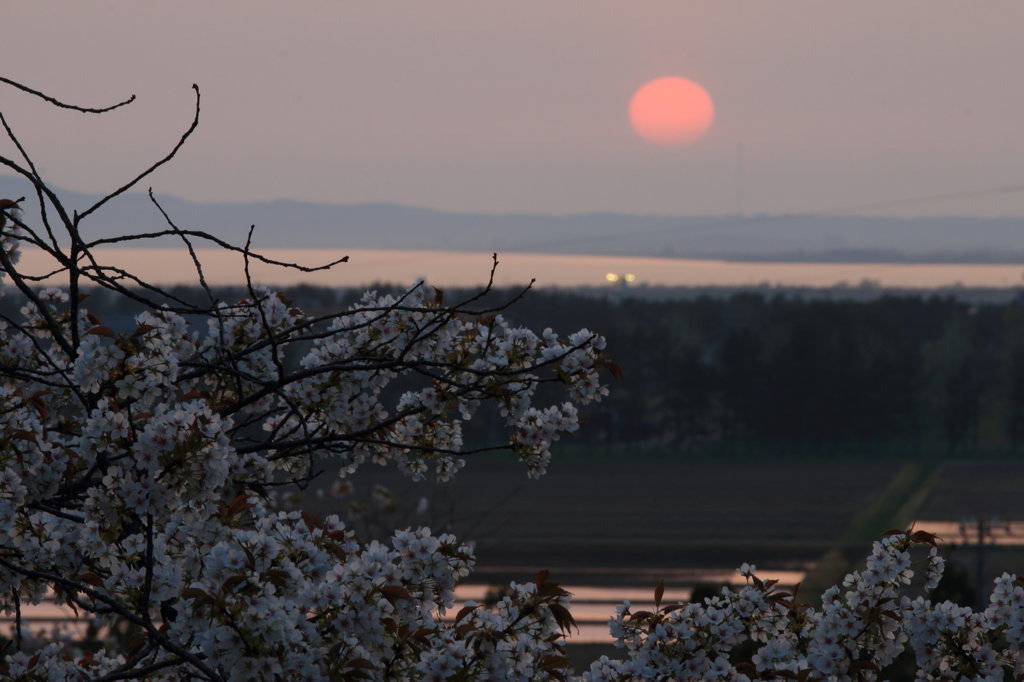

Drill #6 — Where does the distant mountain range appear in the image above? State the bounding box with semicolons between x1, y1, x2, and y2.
3;175;1024;263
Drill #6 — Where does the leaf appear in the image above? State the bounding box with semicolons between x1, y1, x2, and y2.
130;324;157;338
911;529;939;546
735;662;757;676
181;587;214;605
538;581;570;600
548;603;577;635
226;494;255;516
63;589;80;617
222;574;249;592
455;604;477;623
324;540;348;562
0;197;24;210
76;572;104;587
600;358;625;381
27;395;48;420
245;482;270;499
123;633;148;659
535;569;550;590
654;580;665;610
432;286;445;305
86;325;118;338
300;511;324;531
380;585;413;602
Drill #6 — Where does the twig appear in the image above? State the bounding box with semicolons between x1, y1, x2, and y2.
0;76;135;113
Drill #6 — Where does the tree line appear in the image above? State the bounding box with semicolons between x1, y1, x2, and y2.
27;283;1024;455
502;289;1024;454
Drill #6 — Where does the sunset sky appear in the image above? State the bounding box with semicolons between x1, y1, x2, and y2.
3;2;1024;218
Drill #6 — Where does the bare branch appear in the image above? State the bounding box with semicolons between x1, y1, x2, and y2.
0;76;135;113
76;84;200;223
148;189;217;307
85;225;348;272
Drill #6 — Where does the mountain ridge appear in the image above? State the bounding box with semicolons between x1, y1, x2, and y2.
2;175;1024;263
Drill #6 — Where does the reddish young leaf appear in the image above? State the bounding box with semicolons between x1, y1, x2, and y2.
300;511;324;531
76;572;104;587
123;633;149;659
548;603;578;634
455;604;477;623
599;358;625;381
86;325;118;337
380;585;413;602
910;529;939;546
130;324;157;338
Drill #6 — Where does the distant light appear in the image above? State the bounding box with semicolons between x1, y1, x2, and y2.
624;273;637;283
605;273;620;283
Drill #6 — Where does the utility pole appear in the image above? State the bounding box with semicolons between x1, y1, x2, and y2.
959;516;1011;610
735;142;744;215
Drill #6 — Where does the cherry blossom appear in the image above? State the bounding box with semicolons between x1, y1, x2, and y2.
2;77;1022;681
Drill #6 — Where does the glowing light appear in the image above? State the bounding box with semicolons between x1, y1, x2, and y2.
629;77;715;147
605;273;620;283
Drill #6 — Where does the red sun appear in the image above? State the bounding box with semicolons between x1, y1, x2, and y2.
629;77;715;146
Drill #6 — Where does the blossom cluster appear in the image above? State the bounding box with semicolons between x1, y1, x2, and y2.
0;242;606;679
585;531;1024;681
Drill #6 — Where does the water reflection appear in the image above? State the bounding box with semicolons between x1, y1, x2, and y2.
17;247;1024;289
451;568;806;643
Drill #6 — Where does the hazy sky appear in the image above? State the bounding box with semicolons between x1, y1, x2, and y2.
4;2;1024;217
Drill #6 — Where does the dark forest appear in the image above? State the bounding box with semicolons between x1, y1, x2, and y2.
18;283;1024;457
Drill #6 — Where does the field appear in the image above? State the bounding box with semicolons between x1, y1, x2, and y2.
305;452;906;585
913;461;1024;584
300;452;1024;666
10;451;1023;668
302;454;1024;585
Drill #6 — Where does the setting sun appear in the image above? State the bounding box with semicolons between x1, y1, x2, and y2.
629;76;715;146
